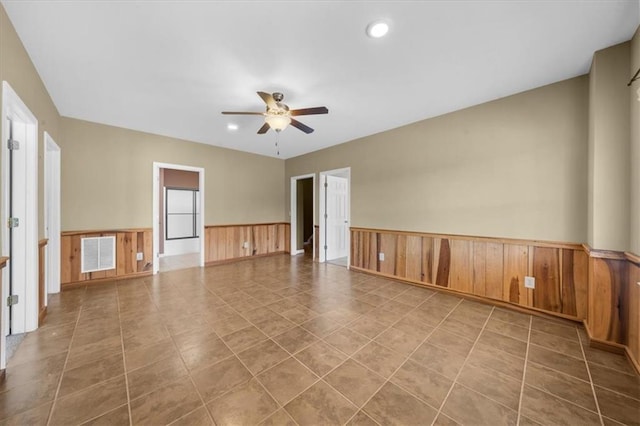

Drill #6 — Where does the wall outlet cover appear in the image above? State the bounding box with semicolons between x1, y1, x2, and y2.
379;252;385;261
243;241;249;249
136;252;143;261
524;276;535;289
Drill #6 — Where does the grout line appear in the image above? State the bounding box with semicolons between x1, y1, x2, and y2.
431;305;496;426
577;327;605;426
45;291;85;426
516;314;533;426
115;283;134;426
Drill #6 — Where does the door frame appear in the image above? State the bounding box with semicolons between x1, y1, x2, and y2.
1;81;39;368
318;167;351;265
44;133;61;294
290;173;315;257
152;162;205;274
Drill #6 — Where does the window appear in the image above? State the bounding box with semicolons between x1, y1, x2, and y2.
165;188;199;240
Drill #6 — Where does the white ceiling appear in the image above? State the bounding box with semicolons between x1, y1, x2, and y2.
3;1;638;159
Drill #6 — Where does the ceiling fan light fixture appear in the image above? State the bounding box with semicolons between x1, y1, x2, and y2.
366;21;389;38
265;114;291;132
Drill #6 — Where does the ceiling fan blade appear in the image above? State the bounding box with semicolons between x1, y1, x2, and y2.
289;106;329;116
257;92;278;109
290;118;314;134
221;111;264;115
257;122;270;134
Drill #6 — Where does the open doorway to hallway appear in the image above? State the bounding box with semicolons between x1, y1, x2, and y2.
319;168;350;267
290;174;315;259
152;163;205;274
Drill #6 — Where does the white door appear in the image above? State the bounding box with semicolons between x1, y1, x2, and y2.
326;175;349;260
6;119;28;334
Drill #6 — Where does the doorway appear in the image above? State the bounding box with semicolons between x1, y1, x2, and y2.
290;174;315;258
152;162;205;274
45;133;61;295
319;167;350;266
1;82;39;369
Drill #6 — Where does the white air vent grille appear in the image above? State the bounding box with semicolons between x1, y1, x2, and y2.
81;236;116;273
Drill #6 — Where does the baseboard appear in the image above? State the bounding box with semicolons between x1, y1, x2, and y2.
205;251;288;266
350;266;583;324
38;306;47;327
62;270;153;290
583;320;640;375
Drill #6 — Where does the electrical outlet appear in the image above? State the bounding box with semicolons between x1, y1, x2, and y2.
379;252;385;261
242;241;249;249
136;252;143;261
525;276;535;289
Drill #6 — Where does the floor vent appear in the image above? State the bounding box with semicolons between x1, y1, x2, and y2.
81;236;116;273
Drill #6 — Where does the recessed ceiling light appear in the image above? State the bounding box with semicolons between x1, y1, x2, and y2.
227;123;238;131
366;21;389;38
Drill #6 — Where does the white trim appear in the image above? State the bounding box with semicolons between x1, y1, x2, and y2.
318;167;351;266
152;162;205;274
1;81;39;369
44;133;61;295
290;173;315;258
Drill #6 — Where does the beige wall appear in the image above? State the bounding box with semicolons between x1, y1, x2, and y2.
59;117;285;231
588;42;631;252
631;29;640;255
286;77;589;243
0;5;61;239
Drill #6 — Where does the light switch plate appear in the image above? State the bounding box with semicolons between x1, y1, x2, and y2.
136;252;143;261
379;252;385;261
525;276;535;289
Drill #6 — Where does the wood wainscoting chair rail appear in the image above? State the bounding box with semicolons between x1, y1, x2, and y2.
38;239;47;325
350;227;640;374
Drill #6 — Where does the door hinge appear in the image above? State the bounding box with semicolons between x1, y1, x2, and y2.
7;217;19;228
324;214;328;219
7;139;19;150
7;295;18;306
324;182;328;188
324;245;328;250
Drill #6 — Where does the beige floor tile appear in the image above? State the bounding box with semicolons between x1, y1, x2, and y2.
325;359;386;407
58;352;124;397
347;317;388;339
257;357;318;405
237;339;290;375
207;379;278;426
352;341;406;379
127;354;188;400
295;341;347;377
258;408;297;426
595;385;640;425
49;375;128;425
374;327;424;356
527;344;588;381
82;403;130;425
521;384;601;426
130;377;202;426
589;362;640;399
477;329;527;358
324;327;370;356
525;362;597;411
390;359;453;408
529;329;583;358
272;326;318;354
169;406;214;426
410;342;467;380
285;380;358;425
442;383;518;426
467;343;525;381
363;382;438;425
192;356;253;402
221;326;268;353
179;336;234;371
456;363;521;410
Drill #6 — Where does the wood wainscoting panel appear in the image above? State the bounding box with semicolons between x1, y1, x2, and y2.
628;260;640;366
61;229;152;287
532;247;561;313
503;244;529;306
204;223;291;265
350;228;589;324
588;257;627;344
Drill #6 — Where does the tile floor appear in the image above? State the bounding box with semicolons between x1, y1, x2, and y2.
0;255;638;425
159;252;200;272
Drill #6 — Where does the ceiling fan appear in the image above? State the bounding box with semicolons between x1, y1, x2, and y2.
222;92;328;134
